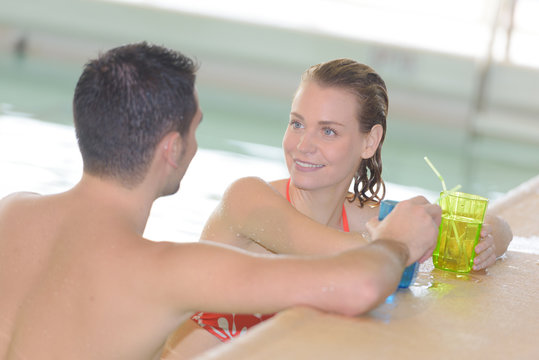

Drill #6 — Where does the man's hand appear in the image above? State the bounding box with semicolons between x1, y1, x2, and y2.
366;196;441;265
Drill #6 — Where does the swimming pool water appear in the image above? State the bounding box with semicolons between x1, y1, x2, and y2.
2;52;538;203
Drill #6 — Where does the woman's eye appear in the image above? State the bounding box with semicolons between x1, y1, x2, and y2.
323;127;336;136
290;120;303;129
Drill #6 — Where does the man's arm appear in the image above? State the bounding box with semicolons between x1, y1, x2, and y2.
158;196;439;317
158;239;409;318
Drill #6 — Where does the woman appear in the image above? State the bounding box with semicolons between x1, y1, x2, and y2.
162;59;512;359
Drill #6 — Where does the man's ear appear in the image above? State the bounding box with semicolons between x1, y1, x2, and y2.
361;124;383;159
161;132;182;169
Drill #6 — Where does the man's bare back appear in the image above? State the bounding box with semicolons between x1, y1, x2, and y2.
0;187;193;359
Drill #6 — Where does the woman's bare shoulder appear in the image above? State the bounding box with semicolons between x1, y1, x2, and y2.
345;196;380;232
224;177;286;201
215;177;289;224
201;177;293;252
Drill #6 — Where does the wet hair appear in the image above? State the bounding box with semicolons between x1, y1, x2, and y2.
301;58;388;206
73;42;198;187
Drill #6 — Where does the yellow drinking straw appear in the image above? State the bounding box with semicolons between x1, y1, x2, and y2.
424;156;447;192
423;156;462;202
449;184;462;192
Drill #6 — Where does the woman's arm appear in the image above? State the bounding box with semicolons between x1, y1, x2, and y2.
201;177;368;255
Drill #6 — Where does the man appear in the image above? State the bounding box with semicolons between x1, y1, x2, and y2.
0;43;440;359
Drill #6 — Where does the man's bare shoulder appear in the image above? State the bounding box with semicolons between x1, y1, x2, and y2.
0;191;41;202
0;191;42;216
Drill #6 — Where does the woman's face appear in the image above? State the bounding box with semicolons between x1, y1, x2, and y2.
283;81;370;191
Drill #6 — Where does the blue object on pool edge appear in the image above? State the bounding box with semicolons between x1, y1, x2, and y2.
378;200;418;289
399;262;419;288
378;200;399;221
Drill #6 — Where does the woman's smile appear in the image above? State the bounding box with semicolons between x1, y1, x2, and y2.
294;159;325;170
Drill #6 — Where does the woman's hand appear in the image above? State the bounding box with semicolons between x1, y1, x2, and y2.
472;223;497;271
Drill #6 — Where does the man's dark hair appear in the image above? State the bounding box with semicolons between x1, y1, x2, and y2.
73;42;198;187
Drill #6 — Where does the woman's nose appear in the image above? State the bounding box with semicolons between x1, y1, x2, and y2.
297;133;316;153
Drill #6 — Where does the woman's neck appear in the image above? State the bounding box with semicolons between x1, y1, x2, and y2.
288;181;349;230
